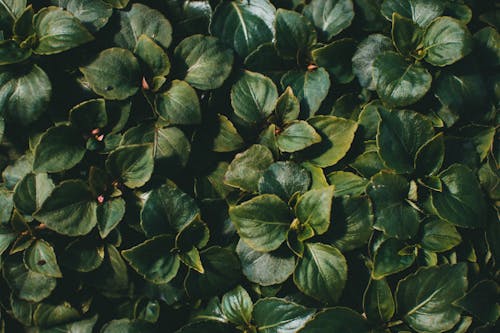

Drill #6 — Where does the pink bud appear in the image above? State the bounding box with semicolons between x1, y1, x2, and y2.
142;77;150;90
96;134;104;142
97;195;105;204
91;128;100;135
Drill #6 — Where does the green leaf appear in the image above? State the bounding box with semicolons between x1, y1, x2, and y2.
294;242;347;303
221;286;253;326
352;34;393;90
33;6;93;55
175;321;236;333
381;0;445;27
298;307;370;333
106;144;154;189
275;9;317;59
391;13;423;57
88;244;128;291
253;298;315;333
155;80;200;125
414;133;445;176
295;186;334;235
474;27;500;67
454;280;500;325
367;172;420;239
134;34;170;80
33;302;80;328
327;171;368;197
326;196;373;252
185;246;241;299
141;180;200;237
174;34;233;90
210;0;276;58
34;180;97;236
258;161;311;201
61;238;104;272
229;194;292;252
53;0;113;33
69;99;108;133
81;47;141;100
224;144;274;193
33;125;86;173
23;239;62;278
373;51;432;107
101;319;156;333
231;70;278;126
178;246;204;273
303;0;355;41
372;238;416;279
236;239;295;286
376;108;435;174
312;38;357;84
431;164;488;228
423;17;472;67
0;188;13;224
13;172;54;215
363;278;395;322
302;116;358;168
281;68;330;118
275;86;300;125
38;315;98;333
396;264;468;332
277;121;321;153
0;0;26;21
420;217;462;252
211;115;245;153
113;3;172;50
0;64;51;125
122;234;180;284
0;229;16;256
3;256;56;302
0;40;31;65
97;197;125;238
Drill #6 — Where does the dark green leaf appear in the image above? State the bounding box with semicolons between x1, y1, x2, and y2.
221;286;253;325
298;307;370;333
253;298;315;333
61;238;104;272
13;172;53;215
295;186;334;235
391;13;423;57
52;0;112;32
97;197;125;238
69;99;108;132
454;280;500;325
33;302;80;328
101;319;156;333
363;278;395;322
327;171;368;197
303;0;355;41
312;38;357;84
106;144;154;189
275;87;300;125
258;161;311;201
381;0;445;27
155;80;201;125
23;239;62;278
0;40;31;65
275;9;316;59
420;217;462;252
211;115;245;153
352;34;393;90
277;121;321;153
372;238;416;279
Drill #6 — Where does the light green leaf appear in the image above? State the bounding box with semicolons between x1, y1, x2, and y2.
81;48;141;100
0;64;51;125
211;115;245;153
277;121;321;153
302;116;358;168
294;242;347;303
295;186;334;235
33;302;80;328
253;298;315;333
231;70;278;126
367;172;419;239
13;172;54;215
396;264;468;332
224;144;274;193
303;0;355;41
155;80;200;125
113;3;172;50
352;34;393;90
122;234;180;284
236;239;295;286
423;17;472;67
97;197;125;238
281;68;330;118
33;6;93;55
34;180;97;236
134;34;170;80
106;144;154;189
141;180;200;237
33;125;86;173
23;239;61;278
376;108;435;174
221;286;253;326
52;0;112;32
381;0;445;27
3;256;56;302
229;194;291;252
431;164;488;228
275;87;300;125
275;9;317;59
258;161;311;201
327;171;368;197
210;0;276;58
174;34;233;90
373;51;432;107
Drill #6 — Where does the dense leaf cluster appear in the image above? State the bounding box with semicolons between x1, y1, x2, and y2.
0;0;498;332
